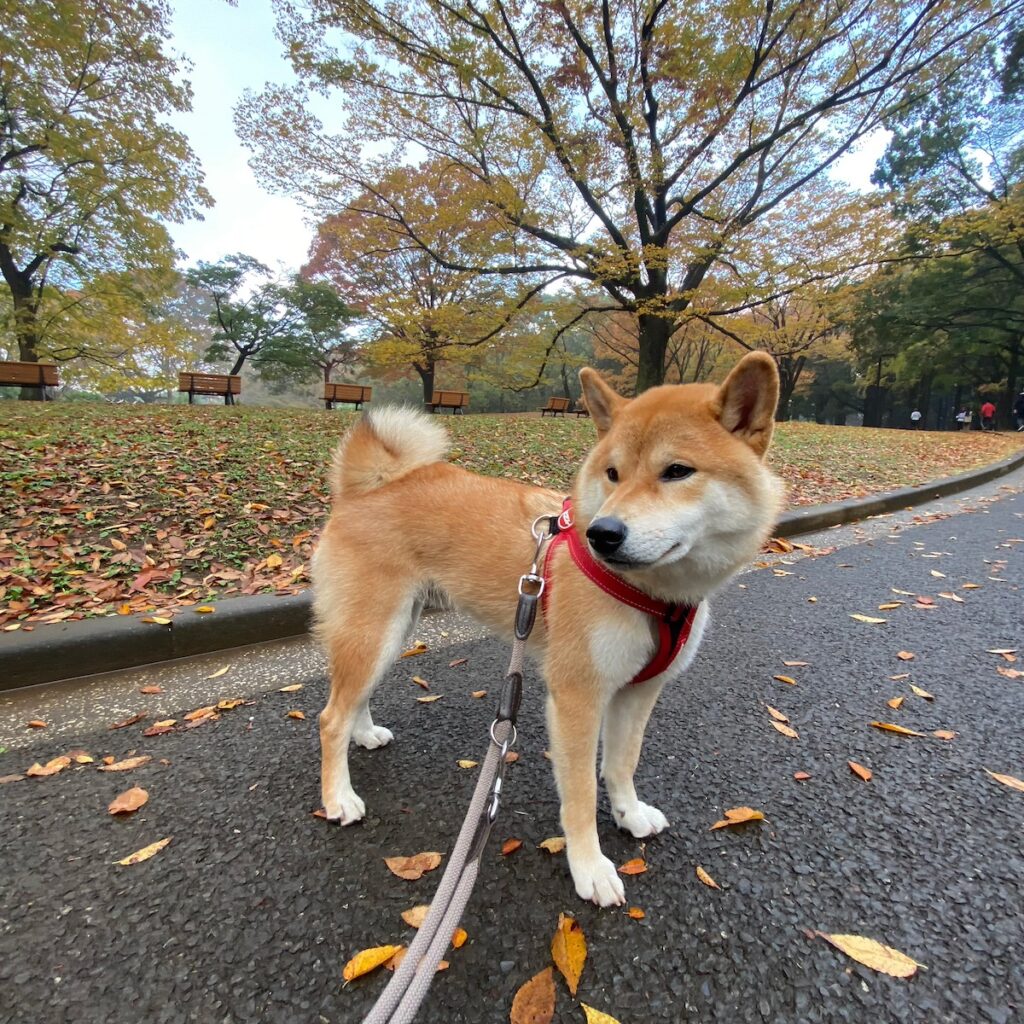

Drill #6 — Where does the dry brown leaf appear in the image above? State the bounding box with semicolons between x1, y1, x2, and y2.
538;836;566;854
504;751;519;764
216;699;244;711
278;683;303;693
287;710;306;720
996;667;1024;679
401;904;430;928
456;759;478;769
985;768;1024;792
877;603;903;611
470;690;487;698
869;722;924;737
910;685;935;699
932;730;956;740
848;761;873;782
550;913;587;997
108;786;149;815
783;660;809;667
887;697;905;710
773;675;797;686
184;706;215;722
411;676;430;690
501;838;523;856
109;712;147;730
771;720;799;739
265;553;283;569
850;614;886;624
312;808;328;819
618;858;648;875
139;685;163;695
384;851;443;880
98;755;151;772
102;756;115;765
510;967;555;1024
816;932;924;978
342;945;404;984
793;771;811;781
26;755;71;778
416;695;443;703
896;651;915;661
400;642;428;658
695;865;720;889
206;665;230;679
0;774;24;784
143;720;176;737
26;720;47;729
449;658;468;668
710;807;765;830
116;836;171;866
765;705;789;723
627;906;645;920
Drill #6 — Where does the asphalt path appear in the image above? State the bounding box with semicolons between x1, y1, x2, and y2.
1;483;1022;1024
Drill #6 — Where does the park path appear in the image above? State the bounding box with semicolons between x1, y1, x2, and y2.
0;475;1021;1024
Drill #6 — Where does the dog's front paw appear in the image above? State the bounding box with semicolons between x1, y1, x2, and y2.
324;786;366;825
352;725;394;750
568;851;626;907
613;801;669;838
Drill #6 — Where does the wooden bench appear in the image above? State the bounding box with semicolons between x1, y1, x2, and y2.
425;389;469;414
573;400;590;418
324;382;372;410
541;396;571;417
178;372;241;405
0;360;59;399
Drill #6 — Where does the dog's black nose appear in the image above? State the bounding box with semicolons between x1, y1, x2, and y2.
586;517;628;556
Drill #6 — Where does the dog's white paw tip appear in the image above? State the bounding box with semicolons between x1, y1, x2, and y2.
353;725;394;750
615;801;670;838
324;791;366;825
571;855;626;908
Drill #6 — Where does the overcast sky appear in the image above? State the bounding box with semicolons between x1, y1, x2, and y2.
166;0;887;276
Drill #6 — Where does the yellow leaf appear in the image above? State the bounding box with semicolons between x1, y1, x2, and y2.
817;932;924;978
278;683;303;692
217;699;244;710
203;516;216;529
696;865;720;889
265;553;283;569
765;705;788;723
887;697;905;710
538;836;566;854
384;851;443;880
550;913;587;997
116;836;171;866
617;858;647;875
581;1004;623;1024
110;537;127;551
141;616;172;625
961;582;981;589
877;603;902;611
985;768;1024;792
627;906;645;919
456;759;478;769
341;945;404;983
400;642;428;658
848;761;873;782
411;676;430;690
195;605;215;614
510;967;555;1024
710;806;765;830
416;694;443;703
287;710;305;720
850;614;886;624
869;721;924;737
773;675;797;686
771;720;799;739
116;603;132;615
910;685;934;700
206;665;230;679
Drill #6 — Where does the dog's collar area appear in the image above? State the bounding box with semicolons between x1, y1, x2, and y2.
542;497;697;686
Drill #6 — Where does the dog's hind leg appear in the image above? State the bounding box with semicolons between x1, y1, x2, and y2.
600;679;671;838
319;588;416;824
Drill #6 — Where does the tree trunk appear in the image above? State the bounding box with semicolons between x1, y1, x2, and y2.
636;314;671;394
414;360;436;405
775;355;805;421
1003;335;1021;430
1;256;46;401
228;351;248;376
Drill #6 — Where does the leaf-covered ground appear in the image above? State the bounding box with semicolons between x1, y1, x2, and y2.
1;403;1020;627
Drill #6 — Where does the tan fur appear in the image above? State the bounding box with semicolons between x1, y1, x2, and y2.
312;355;783;906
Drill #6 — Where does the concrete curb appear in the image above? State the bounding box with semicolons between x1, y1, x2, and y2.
3;447;1023;691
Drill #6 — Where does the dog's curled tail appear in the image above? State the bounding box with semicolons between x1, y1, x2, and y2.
329;406;449;498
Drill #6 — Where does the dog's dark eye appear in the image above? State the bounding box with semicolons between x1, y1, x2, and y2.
606;467;618;483
661;463;695;481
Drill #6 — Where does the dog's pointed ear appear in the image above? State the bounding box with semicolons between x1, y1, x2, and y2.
579;368;627;436
716;352;779;458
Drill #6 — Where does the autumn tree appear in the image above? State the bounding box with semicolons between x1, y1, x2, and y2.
237;0;1018;392
0;0;209;396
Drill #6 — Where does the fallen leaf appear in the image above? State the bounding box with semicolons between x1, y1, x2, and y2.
143;720;177;737
184;706;216;722
581;1004;623;1024
910;685;935;699
266;553;283;569
891;588;915;596
102;756;115;765
470;689;487;698
782;660;809;668
890;673;910;680
937;592;964;603
996;667;1024;679
771;720;799;739
384;851;443;880
850;614;886;624
0;774;24;784
985;768;1024;792
627;906;645;920
793;771;811;781
451;928;468;949
457;759;478;769
141;616;172;625
710;807;765;830
400;642;428;658
449;658;468;668
502;838;523;856
816;932;924;978
312;808;328;819
287;710;305;720
773;675;797;686
848;761;873;782
929;570;946;578
510;967;555;1024
618;858;648;875
98;755;152;772
108;786;149;815
887;697;905;710
139;686;163;695
278;683;303;693
217;699;244;710
538;836;566;854
765;705;789;723
932;730;956;740
896;651;915;661
869;722;924;737
342;945;404;984
26;720;47;729
962;582;981;589
505;751;519;764
696;865;720;889
116;836;171;866
26;755;71;777
203;516;216;530
411;676;430;690
207;666;230;679
109;712;147;730
416;695;443;703
915;597;935;607
400;904;430;928
877;603;902;611
383;948;406;972
550;913;587;997
195;605;215;613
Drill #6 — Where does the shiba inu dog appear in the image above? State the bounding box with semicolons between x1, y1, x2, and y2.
312;352;782;906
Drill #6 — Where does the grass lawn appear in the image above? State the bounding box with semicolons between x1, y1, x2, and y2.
2;402;1021;628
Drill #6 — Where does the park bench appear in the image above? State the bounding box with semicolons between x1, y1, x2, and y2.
541;396;571;417
425;389;469;414
573;400;590;418
324;382;372;410
0;360;59;399
178;372;241;405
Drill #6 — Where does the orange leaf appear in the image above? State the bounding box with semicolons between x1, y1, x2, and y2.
627;906;646;920
510;967;555;1024
184;706;215;722
384;851;443;880
896;651;915;661
26;755;71;777
504;751;519;764
26;719;47;729
116;836;171;866
98;755;151;772
617;858;647;875
848;761;873;782
400;642;428;658
887;697;905;710
109;712;147;730
550;913;586;996
695;865;720;889
451;927;467;949
470;689;487;698
869;722;924;737
287;710;306;720
342;945;404;983
710;806;765;830
793;771;811;781
108;786;149;815
502;838;523;856
139;686;163;695
985;768;1024;792
932;730;956;740
773;675;797;685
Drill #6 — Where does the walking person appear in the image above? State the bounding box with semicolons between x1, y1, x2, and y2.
980;399;996;432
910;408;923;430
955;408;969;431
1014;391;1024;432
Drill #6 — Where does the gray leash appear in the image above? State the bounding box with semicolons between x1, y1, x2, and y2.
361;516;553;1024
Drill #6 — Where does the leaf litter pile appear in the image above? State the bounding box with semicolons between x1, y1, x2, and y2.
2;403;1020;627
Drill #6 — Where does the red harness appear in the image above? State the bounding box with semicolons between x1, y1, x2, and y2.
541;498;698;685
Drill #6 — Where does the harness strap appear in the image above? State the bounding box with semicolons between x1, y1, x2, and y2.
542;498;697;686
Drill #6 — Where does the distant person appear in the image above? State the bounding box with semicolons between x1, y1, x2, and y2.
910;408;922;430
1015;390;1024;431
980;399;996;431
955;408;969;431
